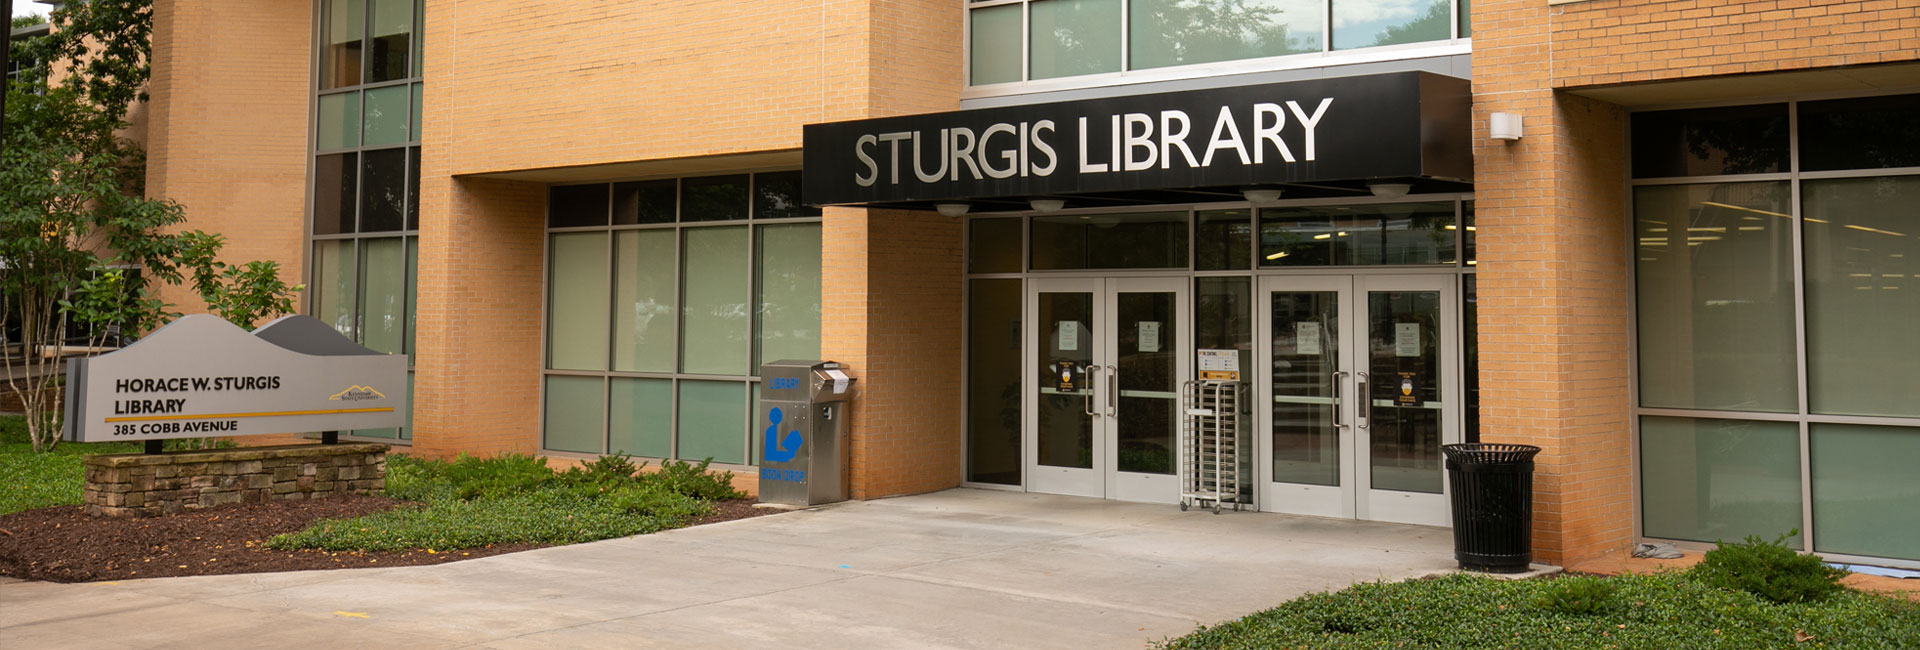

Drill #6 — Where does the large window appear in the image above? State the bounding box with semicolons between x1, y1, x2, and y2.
968;0;1470;87
310;0;423;441
1630;95;1920;564
542;173;822;465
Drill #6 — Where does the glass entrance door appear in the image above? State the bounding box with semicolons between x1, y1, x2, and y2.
1257;275;1457;526
1025;277;1189;502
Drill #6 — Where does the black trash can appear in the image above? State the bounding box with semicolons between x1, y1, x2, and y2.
1442;443;1541;573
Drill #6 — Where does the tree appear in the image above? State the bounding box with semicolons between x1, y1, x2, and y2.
2;0;301;453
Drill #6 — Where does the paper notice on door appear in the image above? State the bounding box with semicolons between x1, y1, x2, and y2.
1197;349;1240;381
1138;321;1161;352
1295;322;1322;355
824;369;851;394
1395;323;1421;357
1056;321;1080;351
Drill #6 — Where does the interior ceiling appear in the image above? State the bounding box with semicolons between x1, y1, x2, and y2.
1567;60;1920;107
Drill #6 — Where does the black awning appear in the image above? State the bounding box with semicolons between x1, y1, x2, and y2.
802;71;1471;209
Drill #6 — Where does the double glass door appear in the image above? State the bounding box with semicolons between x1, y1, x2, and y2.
1258;275;1458;526
1025;277;1190;503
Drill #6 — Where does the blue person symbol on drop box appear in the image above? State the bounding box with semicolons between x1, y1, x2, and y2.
763;407;804;463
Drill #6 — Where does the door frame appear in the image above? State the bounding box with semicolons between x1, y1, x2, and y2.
1103;276;1191;504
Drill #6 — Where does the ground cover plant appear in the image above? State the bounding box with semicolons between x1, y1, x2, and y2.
268;453;750;552
1;415;139;514
1164;568;1920;649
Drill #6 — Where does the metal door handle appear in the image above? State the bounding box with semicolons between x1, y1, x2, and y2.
1355;371;1370;430
1105;365;1119;416
1082;366;1102;417
1331;371;1349;428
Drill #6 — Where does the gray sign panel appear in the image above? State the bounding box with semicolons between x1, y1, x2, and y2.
63;314;408;443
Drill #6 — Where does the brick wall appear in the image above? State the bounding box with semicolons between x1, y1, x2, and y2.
146;0;310;319
1550;0;1920;88
821;207;965;499
1473;0;1636;566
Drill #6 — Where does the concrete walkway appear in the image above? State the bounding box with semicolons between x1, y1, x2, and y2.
0;489;1458;649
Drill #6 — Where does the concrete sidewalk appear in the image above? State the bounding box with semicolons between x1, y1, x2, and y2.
0;489;1457;649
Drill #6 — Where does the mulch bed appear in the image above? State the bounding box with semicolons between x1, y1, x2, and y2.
0;494;778;583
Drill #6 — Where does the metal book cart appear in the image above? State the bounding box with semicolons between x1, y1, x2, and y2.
1179;379;1243;514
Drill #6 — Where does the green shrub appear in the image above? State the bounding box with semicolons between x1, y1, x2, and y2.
1690;530;1849;604
578;452;640;479
1535;575;1617;615
268;484;707;551
639;458;745;501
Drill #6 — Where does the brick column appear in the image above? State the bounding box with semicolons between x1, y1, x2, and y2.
821;207;965;499
1472;0;1635;566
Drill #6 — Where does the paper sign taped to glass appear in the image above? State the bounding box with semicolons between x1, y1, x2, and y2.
1197;349;1240;381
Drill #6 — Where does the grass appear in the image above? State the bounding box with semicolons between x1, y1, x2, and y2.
0;415;141;515
1161;571;1920;649
268;453;747;552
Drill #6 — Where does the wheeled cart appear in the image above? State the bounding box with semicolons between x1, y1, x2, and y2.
1179;380;1242;514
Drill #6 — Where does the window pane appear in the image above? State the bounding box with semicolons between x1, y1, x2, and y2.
1131;0;1319;70
969;217;1022;273
1460;200;1475;266
612;230;677;373
678;380;746;464
613;179;675;225
1259;201;1457;266
1195;276;1252;494
313;240;357;339
548;184;610;228
1459;0;1471;37
610;378;672;459
411;0;423;77
1462;274;1479;442
360;148;406;232
405;237;418;361
313;153;356;235
753;171;819;219
968;279;1022;485
1634;183;1796;412
1031;212;1188;270
1812;424;1920;561
1631;104;1789;178
681;175;749;222
401;372;414;439
410;83;423;144
360;238;406;354
367;0;412;83
317;92;360;150
1030;0;1121;80
548;233;610;371
321;0;363;89
1640;416;1802;548
406;147;420;230
756;223;823;368
363;85;410;147
680;227;750;374
1798;93;1920;172
1802;176;1920;418
543;375;604;454
1334;0;1450;50
1196;209;1252;270
970;5;1022;85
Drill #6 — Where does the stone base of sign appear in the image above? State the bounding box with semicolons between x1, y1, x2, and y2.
82;443;389;518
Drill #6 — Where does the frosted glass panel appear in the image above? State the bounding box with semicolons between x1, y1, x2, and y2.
543;376;604;454
1030;0;1121;80
363;85;410;147
360;238;406;355
1131;0;1320;70
1634;182;1797;413
756;224;822;367
680;227;750;375
971;5;1023;85
1333;0;1450;50
1812;424;1920;561
613;230;678;373
1802;176;1920;418
405;238;418;360
678;381;746;464
313;240;357;339
317;92;359;150
548;233;610;370
610;378;672;459
1640;416;1802;548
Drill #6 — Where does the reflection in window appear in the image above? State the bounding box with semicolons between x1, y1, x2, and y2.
1030;0;1123;80
1259;202;1456;266
1130;0;1320;70
1797;93;1920;172
1631;104;1789;178
1333;0;1451;50
1032;212;1189;270
1801;176;1919;418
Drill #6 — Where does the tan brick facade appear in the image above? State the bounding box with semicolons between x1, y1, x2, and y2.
1549;0;1920;88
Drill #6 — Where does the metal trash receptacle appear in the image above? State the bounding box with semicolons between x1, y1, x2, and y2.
1442;443;1541;572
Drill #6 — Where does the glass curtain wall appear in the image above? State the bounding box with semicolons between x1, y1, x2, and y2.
962;197;1477;486
311;0;424;440
542;173;822;466
1630;95;1920;564
968;0;1470;87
